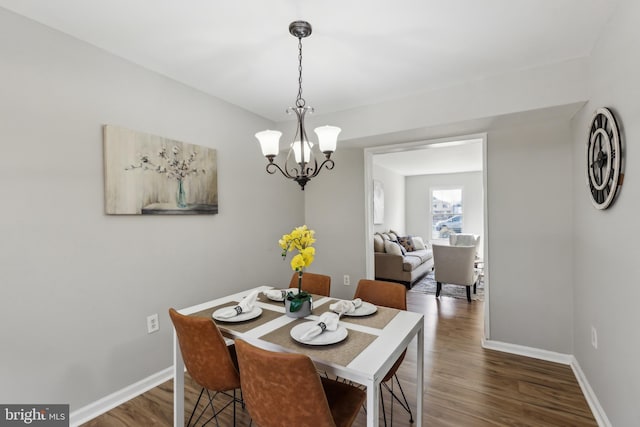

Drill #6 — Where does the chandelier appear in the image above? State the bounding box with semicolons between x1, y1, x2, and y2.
255;21;341;191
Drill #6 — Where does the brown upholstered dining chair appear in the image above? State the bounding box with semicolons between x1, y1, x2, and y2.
169;308;242;426
354;279;413;426
289;271;331;296
235;338;365;427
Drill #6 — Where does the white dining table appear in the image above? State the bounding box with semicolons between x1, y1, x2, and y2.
172;286;424;427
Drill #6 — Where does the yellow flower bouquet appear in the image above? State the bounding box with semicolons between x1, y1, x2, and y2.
279;225;316;312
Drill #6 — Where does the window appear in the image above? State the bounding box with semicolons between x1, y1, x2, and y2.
431;188;463;239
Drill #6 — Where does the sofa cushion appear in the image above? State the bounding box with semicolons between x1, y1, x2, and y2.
373;234;385;252
402;255;424;272
398;236;416;252
407;249;433;263
387;232;398;242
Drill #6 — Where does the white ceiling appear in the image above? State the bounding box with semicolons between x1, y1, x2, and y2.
373;139;483;176
0;0;617;122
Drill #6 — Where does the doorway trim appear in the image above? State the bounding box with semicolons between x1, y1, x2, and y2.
363;132;490;340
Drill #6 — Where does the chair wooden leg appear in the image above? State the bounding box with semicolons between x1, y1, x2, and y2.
466;286;471;302
436;282;442;297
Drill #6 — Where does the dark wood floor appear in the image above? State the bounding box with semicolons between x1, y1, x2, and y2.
82;292;597;426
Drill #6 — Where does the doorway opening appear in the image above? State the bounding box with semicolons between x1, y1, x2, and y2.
364;133;490;339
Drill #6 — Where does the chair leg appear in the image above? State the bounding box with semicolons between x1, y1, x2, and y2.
393;374;414;423
474;282;477;294
436;282;442;297
187;387;206;427
380;374;414;426
466;286;471;302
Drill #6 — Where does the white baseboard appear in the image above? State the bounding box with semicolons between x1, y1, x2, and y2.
569;356;612;427
481;338;573;364
481;338;610;427
69;367;173;427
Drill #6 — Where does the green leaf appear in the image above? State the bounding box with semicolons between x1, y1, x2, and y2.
286;291;311;312
289;298;303;312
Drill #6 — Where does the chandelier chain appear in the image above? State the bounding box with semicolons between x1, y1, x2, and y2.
296;37;305;108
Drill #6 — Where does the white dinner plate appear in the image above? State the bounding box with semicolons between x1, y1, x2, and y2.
334;301;378;317
290;322;348;345
212;306;262;322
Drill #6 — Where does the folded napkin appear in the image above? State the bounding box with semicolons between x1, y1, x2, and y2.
263;288;298;301
329;298;363;315
263;289;288;301
217;291;259;318
300;312;340;341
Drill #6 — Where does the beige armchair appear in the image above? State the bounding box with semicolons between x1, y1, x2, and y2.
432;244;479;302
449;233;480;255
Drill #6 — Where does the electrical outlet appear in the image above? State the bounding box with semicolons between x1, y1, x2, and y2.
147;313;159;334
343;275;350;286
591;326;598;349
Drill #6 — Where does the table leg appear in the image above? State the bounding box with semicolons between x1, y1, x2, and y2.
366;378;379;427
416;324;424;427
173;331;185;427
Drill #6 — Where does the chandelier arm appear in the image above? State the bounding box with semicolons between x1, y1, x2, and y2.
307;158;334;179
266;162;295;179
301;154;319;178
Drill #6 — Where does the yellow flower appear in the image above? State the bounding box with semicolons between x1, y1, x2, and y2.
280;225;316;272
290;254;306;271
301;246;315;266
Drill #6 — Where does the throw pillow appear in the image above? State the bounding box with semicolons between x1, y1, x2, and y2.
384;240;403;256
387;232;398;242
398;236;416;252
373;234;385;252
411;236;426;250
398;242;407;255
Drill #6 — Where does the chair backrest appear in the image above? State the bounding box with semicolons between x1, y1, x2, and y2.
354;279;406;310
235;339;337;427
449;233;480;254
168;308;240;392
432;244;477;286
289;272;331;296
354;279;407;382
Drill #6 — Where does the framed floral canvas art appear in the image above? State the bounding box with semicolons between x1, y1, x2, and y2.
103;125;218;215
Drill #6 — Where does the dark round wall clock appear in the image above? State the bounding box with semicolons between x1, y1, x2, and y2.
587;107;623;209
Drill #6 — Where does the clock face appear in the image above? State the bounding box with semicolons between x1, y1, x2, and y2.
587;107;622;209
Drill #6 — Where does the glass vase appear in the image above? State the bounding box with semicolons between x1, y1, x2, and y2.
176;179;187;208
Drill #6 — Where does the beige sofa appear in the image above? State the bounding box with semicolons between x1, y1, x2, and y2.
374;232;434;287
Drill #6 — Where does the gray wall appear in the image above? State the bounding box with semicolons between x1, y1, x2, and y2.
0;9;303;409
372;164;405;234
487;120;574;353
570;0;640;424
304;148;366;301
406;171;484;252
